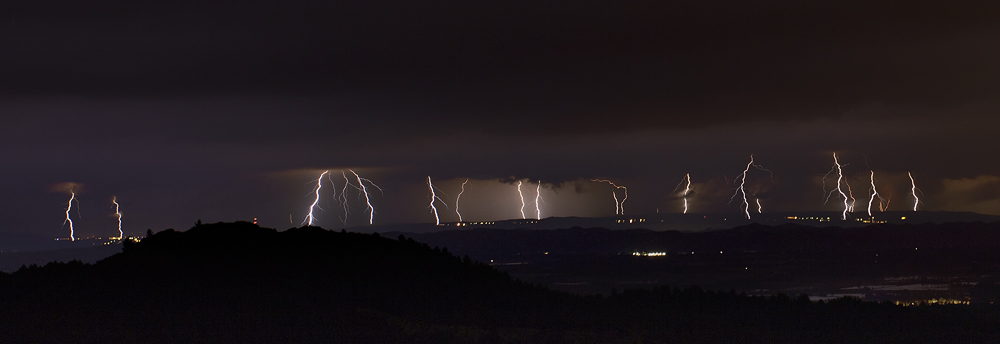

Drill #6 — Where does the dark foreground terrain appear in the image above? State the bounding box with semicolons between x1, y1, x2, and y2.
2;222;999;343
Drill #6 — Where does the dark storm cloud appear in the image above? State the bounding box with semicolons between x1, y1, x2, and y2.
5;0;1000;133
3;1;1000;236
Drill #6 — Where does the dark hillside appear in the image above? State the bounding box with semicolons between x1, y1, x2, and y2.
1;222;999;343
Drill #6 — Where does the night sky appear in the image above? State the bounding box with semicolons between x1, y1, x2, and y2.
4;1;1000;238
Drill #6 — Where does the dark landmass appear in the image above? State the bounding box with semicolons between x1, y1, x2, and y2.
392;222;1000;300
350;211;1000;234
0;245;122;272
2;222;1000;343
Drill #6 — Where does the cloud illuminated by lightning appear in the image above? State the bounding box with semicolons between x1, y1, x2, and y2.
303;170;329;226
426;176;449;225
112;196;122;239
455;178;469;222
591;179;627;215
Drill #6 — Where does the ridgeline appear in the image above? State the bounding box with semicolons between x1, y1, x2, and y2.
1;221;998;343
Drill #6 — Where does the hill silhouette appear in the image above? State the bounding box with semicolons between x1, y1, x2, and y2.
1;221;999;343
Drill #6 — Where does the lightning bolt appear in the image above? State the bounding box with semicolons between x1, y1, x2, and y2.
867;170;886;217
339;171;351;225
63;189;76;241
517;181;526;219
350;169;382;225
303;170;329;226
845;179;856;212
112;196;122;239
455;178;469;222
535;180;543;220
909;171;921;211
756;198;762;213
426;176;449;225
729;156;754;219
672;174;692;214
728;155;773;220
591;179;628;215
830;153;850;220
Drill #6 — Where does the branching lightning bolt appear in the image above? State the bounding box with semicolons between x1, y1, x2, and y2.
303;170;329;226
909;171;921;211
672;174;693;214
339;171;351;225
845;180;856;213
63;189;76;241
349;169;382;225
517;181;526;219
728;155;773;219
112;196;123;239
535;180;543;220
455;178;469;222
729;156;755;219
591;179;627;215
867;170;886;216
427;176;449;225
830;153;850;220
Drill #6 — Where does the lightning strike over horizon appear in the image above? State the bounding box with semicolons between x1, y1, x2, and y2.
112;196;122;239
729;156;755;219
350;169;382;225
909;172;921;211
867;170;886;216
535;180;543;220
426;176;448;225
672;174;693;214
591;179;628;215
339;171;351;225
517;181;526;219
303;170;329;226
455;178;469;222
823;153;851;220
63;189;76;241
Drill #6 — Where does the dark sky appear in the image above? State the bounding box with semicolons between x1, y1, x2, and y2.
3;0;1000;238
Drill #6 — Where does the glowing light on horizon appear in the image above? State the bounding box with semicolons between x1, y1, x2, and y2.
517;181;526;219
909;172;921;211
426;176;448;225
535;180;543;220
303;170;329;226
591;179;628;215
64;190;76;241
455;178;469;222
112;196;122;239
